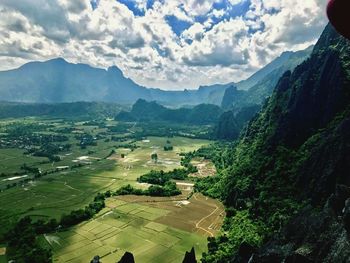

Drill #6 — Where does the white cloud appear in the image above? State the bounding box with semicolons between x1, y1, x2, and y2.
182;23;206;41
0;0;328;90
182;18;250;67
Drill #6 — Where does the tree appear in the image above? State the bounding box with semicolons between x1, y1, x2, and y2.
118;252;135;263
90;255;101;263
164;144;173;151
151;152;158;163
182;247;197;263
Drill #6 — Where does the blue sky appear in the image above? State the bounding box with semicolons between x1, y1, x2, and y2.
0;0;328;90
115;0;253;36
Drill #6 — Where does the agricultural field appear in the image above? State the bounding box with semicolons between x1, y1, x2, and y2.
50;193;224;263
0;117;223;262
0;246;6;263
190;157;217;178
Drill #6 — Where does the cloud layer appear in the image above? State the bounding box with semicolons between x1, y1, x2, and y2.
0;0;328;90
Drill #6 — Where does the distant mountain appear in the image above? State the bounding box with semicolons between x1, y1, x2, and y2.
0;58;150;104
221;86;246;109
215;104;261;140
0;47;312;108
116;99;223;125
150;84;229;107
221;46;314;110
236;46;314;91
0;58;228;107
0;101;123;119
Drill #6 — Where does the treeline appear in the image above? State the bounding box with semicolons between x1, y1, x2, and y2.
108;121;213;140
5;217;53;263
4;192;109;262
116;182;181;197
116;99;223;125
137;169;189;186
137;152;199;186
1;124;69;150
25;143;71;162
5;179;183;262
75;133;99;148
0;101;123;119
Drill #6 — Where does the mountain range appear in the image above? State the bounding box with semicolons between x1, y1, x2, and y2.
0;47;312;108
221;45;314;110
116;99;223;125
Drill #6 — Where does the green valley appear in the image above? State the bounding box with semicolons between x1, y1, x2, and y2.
0;117;223;262
1;3;350;262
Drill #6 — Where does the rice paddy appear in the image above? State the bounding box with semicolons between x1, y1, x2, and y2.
0;118;224;262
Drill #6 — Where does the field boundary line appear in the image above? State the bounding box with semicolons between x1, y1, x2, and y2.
194;193;219;237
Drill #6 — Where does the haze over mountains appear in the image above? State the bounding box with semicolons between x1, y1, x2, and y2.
0;47;312;108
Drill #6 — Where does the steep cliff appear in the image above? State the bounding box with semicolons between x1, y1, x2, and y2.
201;24;350;262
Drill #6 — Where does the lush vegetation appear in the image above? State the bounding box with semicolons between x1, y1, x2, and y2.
5;217;52;263
0;119;206;262
193;24;350;262
194;132;305;261
4;176;184;262
116;99;223;125
111;121;214;139
116;182;181;197
202;211;264;263
163;140;173;151
137;169;188;185
4;190;110;261
137;154;198;186
215;105;260;140
0;101;123;119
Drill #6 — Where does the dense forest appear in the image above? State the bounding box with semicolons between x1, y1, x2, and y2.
0;101;124;119
116;99;224;125
196;23;350;262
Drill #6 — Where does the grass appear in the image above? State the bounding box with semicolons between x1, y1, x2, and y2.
0;148;47;175
0;244;6;263
50;196;213;263
0;118;220;262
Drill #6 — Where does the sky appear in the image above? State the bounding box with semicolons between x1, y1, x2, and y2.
0;0;328;90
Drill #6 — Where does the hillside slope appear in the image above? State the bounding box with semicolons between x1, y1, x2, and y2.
0;48;311;108
0;59;150;103
0;101;123;119
221;46;313;111
0;58;228;106
201;24;350;262
117;99;223;125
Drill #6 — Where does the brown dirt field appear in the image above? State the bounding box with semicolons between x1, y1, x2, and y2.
116;193;225;237
190;158;217;178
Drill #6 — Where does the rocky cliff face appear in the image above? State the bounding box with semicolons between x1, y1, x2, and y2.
235;23;350;262
220;46;313;111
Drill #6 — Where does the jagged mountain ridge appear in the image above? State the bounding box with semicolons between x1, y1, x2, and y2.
0;58;229;106
222;23;350;262
116;99;223;125
221;46;314;110
0;47;312;107
236;45;314;91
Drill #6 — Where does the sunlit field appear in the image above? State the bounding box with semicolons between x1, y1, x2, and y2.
0;118;223;262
